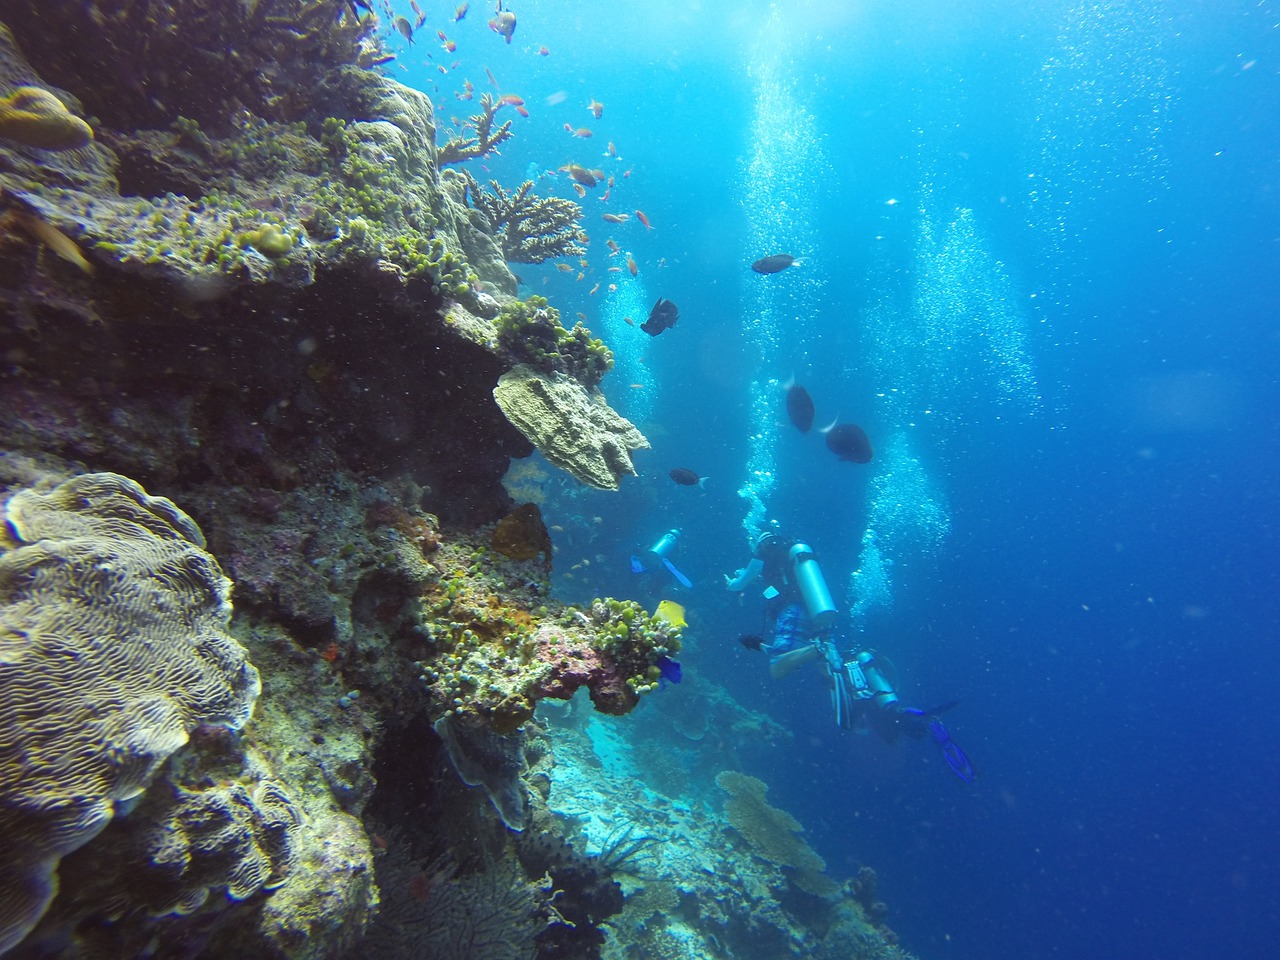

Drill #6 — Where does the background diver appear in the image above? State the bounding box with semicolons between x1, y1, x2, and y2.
725;528;975;783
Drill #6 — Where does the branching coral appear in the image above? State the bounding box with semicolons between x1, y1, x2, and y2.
439;93;514;166
465;174;588;264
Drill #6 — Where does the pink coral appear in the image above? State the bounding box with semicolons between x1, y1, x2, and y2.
530;625;638;716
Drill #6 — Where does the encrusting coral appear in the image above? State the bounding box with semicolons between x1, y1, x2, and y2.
0;473;262;955
465;173;589;264
0;85;92;150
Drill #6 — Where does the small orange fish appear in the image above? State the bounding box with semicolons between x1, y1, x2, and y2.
443;40;457;53
608;266;622;273
607;239;620;254
556;263;573;273
462;79;474;99
607;141;617;157
608;283;618;292
514;104;529;117
579;258;590;268
577;312;588;321
602;213;628;223
591;168;605;180
561;164;598;187
636;209;652;230
623;167;634;178
538;46;551;56
576;271;585;281
455;2;469;21
607;175;615;188
438;30;448;41
486;66;499;88
499;93;525;106
565;124;593;138
601;189;611;202
623;317;635;327
437;64;449;75
627;256;638;276
588;99;604;119
573;183;587;198
589;282;600;295
411;1;427;27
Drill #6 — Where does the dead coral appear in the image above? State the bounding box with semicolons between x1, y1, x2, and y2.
465;173;588;264
439;93;513;166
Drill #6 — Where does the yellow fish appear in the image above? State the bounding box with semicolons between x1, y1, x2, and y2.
654;600;686;630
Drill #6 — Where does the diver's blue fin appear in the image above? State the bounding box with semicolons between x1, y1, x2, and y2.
630;555;645;574
662;557;692;589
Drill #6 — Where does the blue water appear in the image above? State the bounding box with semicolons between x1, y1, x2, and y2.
394;2;1279;957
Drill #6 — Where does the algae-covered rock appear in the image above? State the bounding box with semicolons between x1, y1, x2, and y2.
493;365;649;490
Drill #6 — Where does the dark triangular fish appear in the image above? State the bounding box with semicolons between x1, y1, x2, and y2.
641;297;679;336
668;467;706;488
825;423;873;463
786;383;814;432
751;253;799;274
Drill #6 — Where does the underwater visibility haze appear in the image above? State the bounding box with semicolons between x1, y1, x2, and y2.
0;1;1277;959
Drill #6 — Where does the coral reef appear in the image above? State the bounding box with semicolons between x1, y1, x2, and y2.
715;770;826;875
0;472;261;955
494;296;615;386
439;93;514;166
465;173;589;264
494;366;650;491
0;84;92;150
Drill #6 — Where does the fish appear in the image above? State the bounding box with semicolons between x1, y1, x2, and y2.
635;209;652;229
641;297;678;336
627;256;638;277
393;16;414;44
655;600;687;630
606;239;621;254
669;468;707;489
785;381;815;433
538;46;551;56
486;66;500;88
461;78;474;99
12;210;94;275
751;253;801;274
608;283;618;292
824;422;873;464
602;213;629;223
556;263;573;273
588;98;604;119
655;655;683;686
608;266;622;273
623;316;635;327
576;312;588;321
499;94;525;106
606;141;617;157
514;104;529;117
455;1;470;21
442;39;457;53
565;124;593;138
489;2;517;44
589;282;600;295
573;183;587;198
629;383;644;388
370;53;397;66
561;164;598;187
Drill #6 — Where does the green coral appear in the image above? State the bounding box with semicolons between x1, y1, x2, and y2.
588;597;680;696
240;223;295;258
494;296;613;387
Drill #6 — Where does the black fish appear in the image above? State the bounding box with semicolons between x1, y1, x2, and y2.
669;468;706;488
825;423;873;463
751;254;800;274
641;297;679;336
786;383;814;432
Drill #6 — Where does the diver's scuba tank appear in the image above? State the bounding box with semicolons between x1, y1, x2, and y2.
788;542;837;630
645;528;681;567
852;650;900;710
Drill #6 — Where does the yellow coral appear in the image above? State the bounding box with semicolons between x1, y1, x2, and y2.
0;86;93;150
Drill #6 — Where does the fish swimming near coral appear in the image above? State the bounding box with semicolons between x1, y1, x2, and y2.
823;422;873;463
751;253;801;274
785;381;815;432
655;600;687;630
393;15;415;44
656;655;683;687
641;297;678;336
668;468;707;489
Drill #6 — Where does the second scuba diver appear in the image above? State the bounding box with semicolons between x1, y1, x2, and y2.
725;527;975;783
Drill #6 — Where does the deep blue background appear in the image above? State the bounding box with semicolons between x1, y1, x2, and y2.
388;2;1280;958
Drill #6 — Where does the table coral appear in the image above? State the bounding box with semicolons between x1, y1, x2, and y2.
0;472;261;955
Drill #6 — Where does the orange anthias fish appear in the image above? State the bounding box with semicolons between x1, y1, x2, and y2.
573;183;587;198
635;209;652;229
499;94;525;106
602;213;628;224
606;239;620;254
461;78;474;99
606;141;617;157
442;39;457;53
608;266;622;273
589;282;600;295
608;283;618;292
564;124;593;138
627;256;638;276
588;99;604;119
411;1;428;28
455;2;469;21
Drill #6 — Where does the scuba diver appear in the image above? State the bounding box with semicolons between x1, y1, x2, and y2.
726;528;975;783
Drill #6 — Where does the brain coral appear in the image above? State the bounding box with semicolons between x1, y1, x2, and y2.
0;472;262;955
